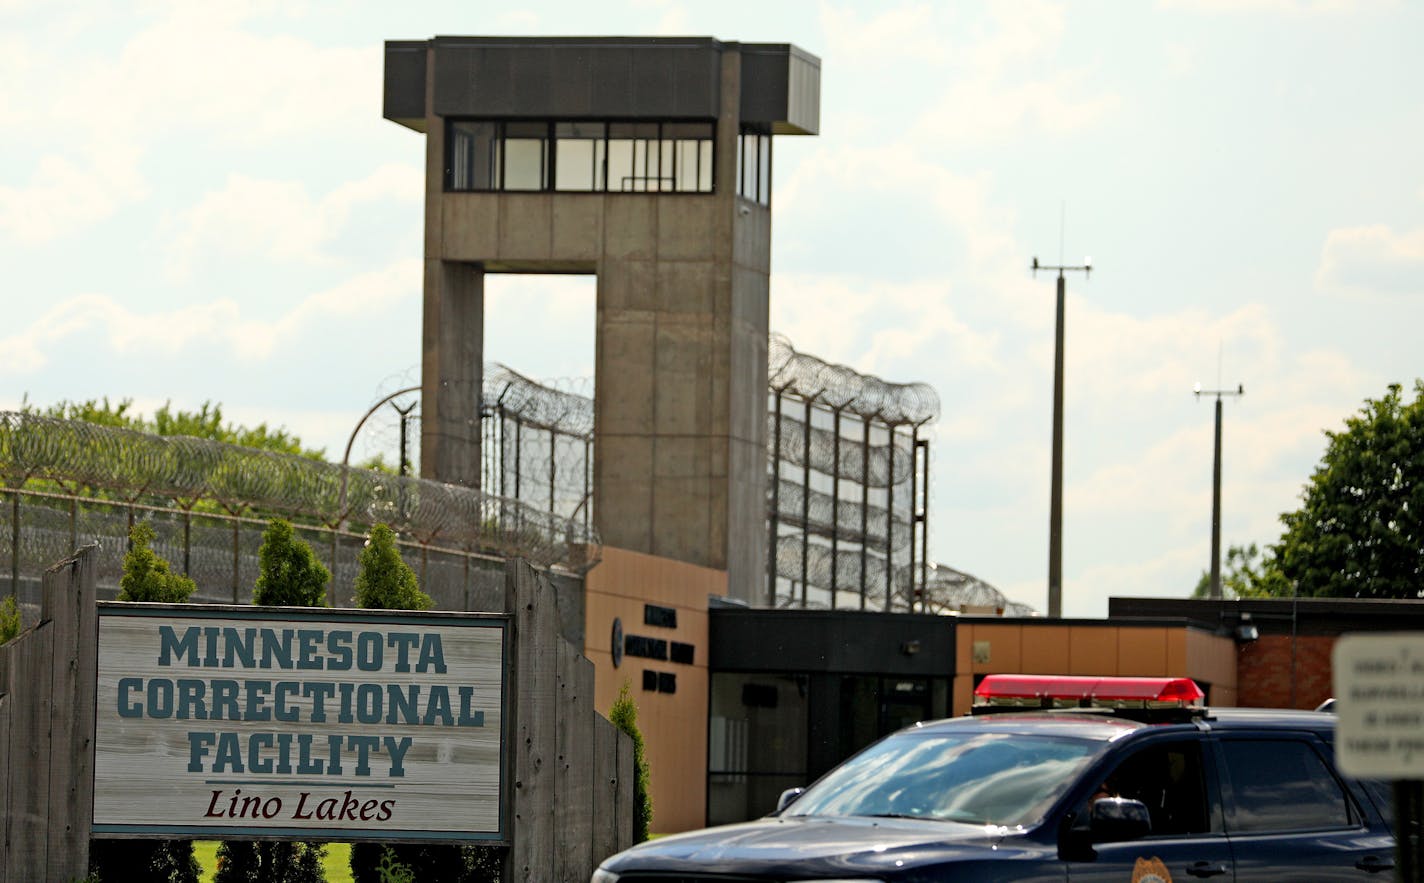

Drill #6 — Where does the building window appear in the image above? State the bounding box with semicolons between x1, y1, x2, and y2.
448;121;497;191
446;120;715;194
737;126;771;206
707;672;807;826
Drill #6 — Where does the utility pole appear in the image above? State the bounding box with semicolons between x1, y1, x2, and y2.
1195;381;1244;599
1032;255;1091;619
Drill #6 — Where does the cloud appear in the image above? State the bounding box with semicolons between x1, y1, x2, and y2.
166;164;422;278
0;150;147;244
912;68;1121;147
0;259;421;375
3;4;379;243
771;272;1000;378
818;2;1118;147
1315;224;1424;297
483;275;598;381
1157;0;1397;12
819;2;949;68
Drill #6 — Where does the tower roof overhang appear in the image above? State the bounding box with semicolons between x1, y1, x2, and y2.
384;36;820;136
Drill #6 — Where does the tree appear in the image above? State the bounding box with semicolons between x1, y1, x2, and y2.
348;525;487;882
253;519;330;607
0;595;18;645
1190;543;1291;599
21;396;325;460
212;841;325;883
88;523;200;883
1273;381;1424;599
610;681;653;843
118;522;197;602
352;524;432;610
216;519;330;883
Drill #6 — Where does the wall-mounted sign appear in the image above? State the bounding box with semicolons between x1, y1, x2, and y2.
643;604;678;629
93;604;506;841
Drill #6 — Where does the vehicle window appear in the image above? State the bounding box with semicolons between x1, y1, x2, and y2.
1092;740;1211;836
782;731;1102;828
1355;778;1394;829
1221;739;1351;833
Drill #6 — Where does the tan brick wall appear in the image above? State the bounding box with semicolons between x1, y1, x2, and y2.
952;622;1237;715
584;546;724;833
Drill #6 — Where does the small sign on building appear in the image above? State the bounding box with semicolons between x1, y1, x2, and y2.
1332;633;1424;779
93;604;506;841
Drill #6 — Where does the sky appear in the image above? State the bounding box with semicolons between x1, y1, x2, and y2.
3;0;1421;618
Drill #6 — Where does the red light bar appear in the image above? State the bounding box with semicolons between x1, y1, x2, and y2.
974;675;1204;704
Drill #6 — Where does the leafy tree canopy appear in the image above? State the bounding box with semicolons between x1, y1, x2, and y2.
253;519;330;607
1191;543;1291;599
1273;380;1424;599
119;522;197;603
20;395;325;460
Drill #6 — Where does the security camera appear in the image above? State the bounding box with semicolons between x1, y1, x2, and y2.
738;205;751;217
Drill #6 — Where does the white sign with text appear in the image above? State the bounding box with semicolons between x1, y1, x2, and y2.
1333;633;1424;778
93;605;506;841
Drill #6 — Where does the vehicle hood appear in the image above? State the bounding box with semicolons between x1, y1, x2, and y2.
601;814;1043;878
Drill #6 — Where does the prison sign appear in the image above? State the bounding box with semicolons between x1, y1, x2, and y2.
92;604;506;841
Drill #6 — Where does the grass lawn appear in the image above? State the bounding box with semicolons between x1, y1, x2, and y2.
193;842;352;883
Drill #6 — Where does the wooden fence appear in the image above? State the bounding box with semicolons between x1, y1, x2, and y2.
0;545;634;883
0;545;98;882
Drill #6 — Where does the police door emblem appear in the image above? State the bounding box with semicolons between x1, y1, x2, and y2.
1131;856;1172;883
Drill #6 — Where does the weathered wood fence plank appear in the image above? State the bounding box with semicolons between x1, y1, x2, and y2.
615;729;635;850
44;548;97;878
506;559;557;882
555;641;594;882
0;633;13;883
8;621;54;881
591;715;619;867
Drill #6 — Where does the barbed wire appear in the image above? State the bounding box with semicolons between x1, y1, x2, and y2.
0;411;600;573
768;332;941;426
484;364;594;438
769;411;917;487
918;562;1038;616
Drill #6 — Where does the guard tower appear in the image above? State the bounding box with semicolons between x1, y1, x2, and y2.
384;36;820;602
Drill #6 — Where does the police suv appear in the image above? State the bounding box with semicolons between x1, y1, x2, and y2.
593;675;1397;882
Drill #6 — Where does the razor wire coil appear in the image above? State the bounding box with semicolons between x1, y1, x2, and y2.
768;332;941;426
0;411;600;573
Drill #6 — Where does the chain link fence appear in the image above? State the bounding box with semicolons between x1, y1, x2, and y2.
766;334;939;612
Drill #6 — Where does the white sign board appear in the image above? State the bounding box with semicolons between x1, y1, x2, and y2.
1332;633;1424;778
93;604;506;841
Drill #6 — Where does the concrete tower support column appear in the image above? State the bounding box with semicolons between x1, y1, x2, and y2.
421;259;484;488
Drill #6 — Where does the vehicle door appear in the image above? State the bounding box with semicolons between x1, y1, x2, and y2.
1066;733;1235;883
1217;733;1396;881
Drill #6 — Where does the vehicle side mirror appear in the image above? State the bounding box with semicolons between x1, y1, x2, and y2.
1090;797;1152;841
776;787;805;813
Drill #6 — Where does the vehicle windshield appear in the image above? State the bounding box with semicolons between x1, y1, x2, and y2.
782;730;1102;828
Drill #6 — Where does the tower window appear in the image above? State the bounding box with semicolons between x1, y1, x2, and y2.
446;120;715;194
737;126;771;206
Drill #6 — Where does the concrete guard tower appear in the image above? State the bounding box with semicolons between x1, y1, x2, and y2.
384;37;820;602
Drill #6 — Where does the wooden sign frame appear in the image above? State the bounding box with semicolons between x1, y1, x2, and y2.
92;603;509;843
